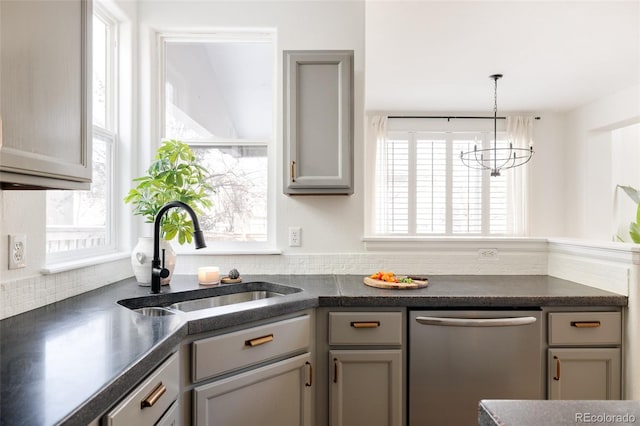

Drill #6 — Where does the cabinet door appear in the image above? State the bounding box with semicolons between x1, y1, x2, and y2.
330;349;402;426
283;50;353;195
194;353;312;426
0;0;91;189
548;348;621;400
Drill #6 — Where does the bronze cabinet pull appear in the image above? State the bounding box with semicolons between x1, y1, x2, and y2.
350;321;380;328
553;356;561;381
570;321;601;328
141;382;166;409
245;334;274;347
333;358;338;383
290;161;296;182
305;361;313;387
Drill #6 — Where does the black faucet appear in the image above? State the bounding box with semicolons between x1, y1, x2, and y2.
151;201;207;294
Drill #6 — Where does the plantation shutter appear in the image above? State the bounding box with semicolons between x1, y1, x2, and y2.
375;135;409;234
372;122;520;236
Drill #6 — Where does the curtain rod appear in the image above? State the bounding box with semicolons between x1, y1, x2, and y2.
388;115;541;121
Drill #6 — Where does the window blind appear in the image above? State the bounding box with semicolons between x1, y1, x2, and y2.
373;130;514;236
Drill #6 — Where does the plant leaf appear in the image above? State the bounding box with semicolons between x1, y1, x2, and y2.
617;185;640;204
630;222;640;244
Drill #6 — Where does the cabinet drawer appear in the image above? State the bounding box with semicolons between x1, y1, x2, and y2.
106;352;179;426
193;314;310;382
548;312;621;346
329;312;402;345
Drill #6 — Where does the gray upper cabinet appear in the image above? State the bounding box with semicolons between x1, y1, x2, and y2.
283;50;353;195
0;0;92;190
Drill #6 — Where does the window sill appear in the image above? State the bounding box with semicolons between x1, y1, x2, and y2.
362;236;548;252
173;247;282;256
42;251;131;274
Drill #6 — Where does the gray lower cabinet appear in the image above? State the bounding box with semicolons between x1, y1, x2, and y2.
546;310;622;400
283;50;353;195
319;310;405;426
189;312;314;426
329;349;402;426
548;348;621;399
0;0;92;189
193;353;313;426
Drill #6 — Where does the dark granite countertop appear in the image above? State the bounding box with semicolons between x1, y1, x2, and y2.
479;399;640;425
0;274;626;425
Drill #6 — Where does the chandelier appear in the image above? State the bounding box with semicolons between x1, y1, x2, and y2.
459;74;534;177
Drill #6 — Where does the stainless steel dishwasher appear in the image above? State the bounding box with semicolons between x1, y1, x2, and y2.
409;309;543;425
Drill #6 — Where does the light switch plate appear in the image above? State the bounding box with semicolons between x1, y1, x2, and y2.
8;234;27;269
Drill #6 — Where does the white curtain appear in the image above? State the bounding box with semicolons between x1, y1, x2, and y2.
506;116;534;235
368;115;388;234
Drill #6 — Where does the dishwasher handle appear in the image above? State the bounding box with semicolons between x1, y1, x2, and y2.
415;315;537;327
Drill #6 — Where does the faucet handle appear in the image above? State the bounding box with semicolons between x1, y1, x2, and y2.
157;268;170;279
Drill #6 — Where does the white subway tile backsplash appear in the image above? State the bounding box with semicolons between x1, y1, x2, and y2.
174;249;548;277
0;258;133;320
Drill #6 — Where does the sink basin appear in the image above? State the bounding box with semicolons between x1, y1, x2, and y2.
119;281;302;315
134;307;177;316
169;290;283;312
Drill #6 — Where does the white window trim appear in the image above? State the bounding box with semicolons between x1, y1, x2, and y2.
46;5;120;266
45;1;134;271
157;30;278;255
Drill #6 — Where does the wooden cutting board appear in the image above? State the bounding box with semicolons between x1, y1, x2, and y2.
363;276;429;290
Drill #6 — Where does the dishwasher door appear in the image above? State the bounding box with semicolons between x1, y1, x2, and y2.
409;310;543;426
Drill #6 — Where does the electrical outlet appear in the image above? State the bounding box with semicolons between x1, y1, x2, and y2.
478;248;498;261
288;227;301;247
8;234;26;269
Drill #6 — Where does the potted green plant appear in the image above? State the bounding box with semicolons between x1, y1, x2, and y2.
616;185;640;243
125;139;213;284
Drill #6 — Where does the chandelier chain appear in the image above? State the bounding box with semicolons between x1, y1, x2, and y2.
458;73;534;177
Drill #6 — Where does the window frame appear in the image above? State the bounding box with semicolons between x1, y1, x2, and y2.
366;117;524;241
157;31;278;254
45;4;119;265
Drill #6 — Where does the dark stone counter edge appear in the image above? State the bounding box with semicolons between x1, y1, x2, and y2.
332;295;628;308
478;401;502;426
59;327;188;426
478;399;640;426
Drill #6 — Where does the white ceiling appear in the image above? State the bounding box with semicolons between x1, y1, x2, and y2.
364;1;640;113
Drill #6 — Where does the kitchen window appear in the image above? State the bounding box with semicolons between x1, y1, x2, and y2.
160;32;275;252
46;5;118;262
368;117;527;238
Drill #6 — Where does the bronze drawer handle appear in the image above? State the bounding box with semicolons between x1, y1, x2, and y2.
571;321;601;328
141;382;166;409
290;161;296;182
351;321;380;329
305;361;313;387
245;334;274;347
553;356;560;381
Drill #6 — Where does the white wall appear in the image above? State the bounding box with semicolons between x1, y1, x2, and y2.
564;84;640;239
613;123;640;241
557;83;640;398
137;0;367;255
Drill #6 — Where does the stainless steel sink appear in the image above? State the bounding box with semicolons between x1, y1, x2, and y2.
168;290;283;312
134;307;177;316
119;281;301;316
